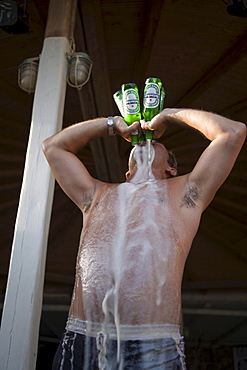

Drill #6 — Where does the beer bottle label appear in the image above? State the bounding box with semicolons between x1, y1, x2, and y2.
124;88;140;114
144;83;160;109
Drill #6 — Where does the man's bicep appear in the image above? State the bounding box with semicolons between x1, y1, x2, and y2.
44;148;97;208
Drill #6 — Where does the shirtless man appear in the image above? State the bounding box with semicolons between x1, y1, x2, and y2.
42;108;246;370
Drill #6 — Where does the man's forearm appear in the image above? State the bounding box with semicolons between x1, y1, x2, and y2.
158;108;246;142
43;117;108;155
42;115;141;156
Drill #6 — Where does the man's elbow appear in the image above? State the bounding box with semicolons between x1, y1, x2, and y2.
42;137;54;158
235;121;246;143
228;121;247;148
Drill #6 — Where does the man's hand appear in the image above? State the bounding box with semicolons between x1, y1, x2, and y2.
114;116;140;142
140;110;170;139
114;109;171;141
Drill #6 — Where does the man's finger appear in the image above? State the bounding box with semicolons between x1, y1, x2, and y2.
140;120;153;130
127;121;140;132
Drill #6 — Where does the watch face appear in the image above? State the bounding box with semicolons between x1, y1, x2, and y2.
0;0;18;26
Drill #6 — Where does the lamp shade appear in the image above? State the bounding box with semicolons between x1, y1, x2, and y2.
18;57;39;93
67;52;93;89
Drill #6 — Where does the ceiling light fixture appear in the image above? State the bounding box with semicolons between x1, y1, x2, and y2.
66;52;93;90
18;52;93;94
18;56;39;93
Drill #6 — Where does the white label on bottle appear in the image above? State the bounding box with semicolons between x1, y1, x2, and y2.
124;89;140;114
144;83;160;108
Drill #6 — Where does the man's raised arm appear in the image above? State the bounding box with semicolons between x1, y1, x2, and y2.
42;116;139;210
143;108;246;209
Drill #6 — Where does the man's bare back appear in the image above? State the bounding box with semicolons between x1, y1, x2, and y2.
69;175;202;326
43;108;245;368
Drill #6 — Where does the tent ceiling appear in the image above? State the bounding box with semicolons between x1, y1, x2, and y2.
0;0;247;354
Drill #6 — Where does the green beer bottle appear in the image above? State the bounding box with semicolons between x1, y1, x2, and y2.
113;90;125;117
159;87;166;112
122;83;141;146
143;77;163;140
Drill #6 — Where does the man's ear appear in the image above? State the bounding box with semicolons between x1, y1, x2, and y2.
125;170;131;181
166;167;177;177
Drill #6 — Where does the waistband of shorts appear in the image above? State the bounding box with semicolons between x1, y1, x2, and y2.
66;317;182;341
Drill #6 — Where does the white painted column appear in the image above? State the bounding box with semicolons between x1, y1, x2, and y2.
0;36;70;370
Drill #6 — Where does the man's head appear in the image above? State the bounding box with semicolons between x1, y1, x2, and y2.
126;141;177;181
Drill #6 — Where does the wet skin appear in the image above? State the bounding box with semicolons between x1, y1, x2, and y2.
69;172;201;326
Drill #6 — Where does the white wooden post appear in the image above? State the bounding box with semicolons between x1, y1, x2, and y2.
0;36;70;370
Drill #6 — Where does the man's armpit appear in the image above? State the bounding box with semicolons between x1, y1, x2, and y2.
180;185;200;208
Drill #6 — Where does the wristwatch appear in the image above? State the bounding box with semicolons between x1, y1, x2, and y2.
107;116;116;136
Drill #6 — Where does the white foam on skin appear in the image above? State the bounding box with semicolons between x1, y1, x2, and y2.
73;142;186;369
76;142;184;368
99;142;175;365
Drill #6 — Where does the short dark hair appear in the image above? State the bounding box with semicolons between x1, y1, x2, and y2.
167;151;177;171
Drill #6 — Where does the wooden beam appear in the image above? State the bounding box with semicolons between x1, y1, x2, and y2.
0;1;78;368
0;154;24;162
73;11;110;181
27;0;47;43
175;31;247;107
212;319;247;346
0;36;70;370
48;206;79;244
182;291;247;303
0;137;27;150
0;199;20;212
0;169;23;178
42;304;70;312
199;222;247;267
220;97;247;118
44;273;74;285
76;82;111;181
45;0;77;39
182;280;247;290
220;183;247;196
204;206;247;236
79;0;112;115
77;0;123;183
213;195;247;214
133;1;166;86
183;308;247;317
